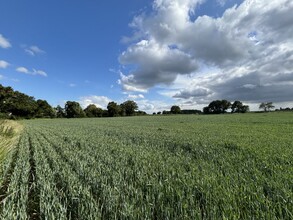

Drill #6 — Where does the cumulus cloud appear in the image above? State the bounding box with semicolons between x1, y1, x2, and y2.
135;99;172;113
119;0;293;105
79;95;112;109
0;60;10;69
0;34;11;48
23;45;45;56
119;39;198;91
16;67;47;77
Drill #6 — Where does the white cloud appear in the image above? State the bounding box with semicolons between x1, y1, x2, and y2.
16;66;47;77
128;94;145;99
0;34;11;48
69;83;76;87
33;69;47;77
16;67;30;74
0;75;3;80
23;45;45;56
0;60;10;69
79;95;112;109
119;0;293;105
135;99;171;113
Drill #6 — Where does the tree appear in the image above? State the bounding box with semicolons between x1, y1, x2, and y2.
259;102;275;112
203;106;212;114
7;92;38;118
55;105;65;118
203;100;231;114
231;101;250;113
65;101;85;118
121;100;138;116
170;105;181;114
84;104;103;117
107;101;120;117
0;85;38;118
36;99;55;118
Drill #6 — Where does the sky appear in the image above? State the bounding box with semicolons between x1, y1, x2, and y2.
0;0;293;113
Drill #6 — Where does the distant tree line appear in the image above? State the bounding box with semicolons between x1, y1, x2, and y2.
275;107;293;112
156;100;250;115
0;84;146;119
154;106;202;115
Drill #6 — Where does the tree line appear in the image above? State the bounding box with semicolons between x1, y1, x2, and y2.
157;100;250;115
1;84;287;119
55;100;146;118
0;84;145;119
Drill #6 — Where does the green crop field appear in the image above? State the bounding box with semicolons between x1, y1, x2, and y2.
0;113;292;219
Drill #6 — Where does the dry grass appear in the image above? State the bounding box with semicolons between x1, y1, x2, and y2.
0;120;23;161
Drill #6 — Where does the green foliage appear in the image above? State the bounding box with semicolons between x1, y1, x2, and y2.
204;99;231;114
231;100;250;113
64;101;85;118
204;100;250;114
55;105;65;118
36;99;56;118
84;104;103;117
107;101;120;117
0;84;55;119
170;105;181;114
120;100;138;116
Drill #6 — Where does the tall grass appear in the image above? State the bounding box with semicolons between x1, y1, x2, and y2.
0;120;23;161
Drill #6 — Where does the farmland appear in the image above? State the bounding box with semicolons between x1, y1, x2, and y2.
0;113;293;219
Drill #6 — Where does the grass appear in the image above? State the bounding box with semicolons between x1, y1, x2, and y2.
0;112;292;219
0;120;23;161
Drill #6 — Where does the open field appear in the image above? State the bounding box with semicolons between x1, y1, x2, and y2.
0;113;292;219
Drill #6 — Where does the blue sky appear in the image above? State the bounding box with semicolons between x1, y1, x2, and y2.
1;0;292;112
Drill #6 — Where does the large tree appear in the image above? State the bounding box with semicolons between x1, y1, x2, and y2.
203;100;231;114
0;84;38;118
36;99;55;118
121;100;138;116
259;102;275;112
107;101;120;117
65;101;85;118
170;105;181;114
84;104;103;117
231;101;250;113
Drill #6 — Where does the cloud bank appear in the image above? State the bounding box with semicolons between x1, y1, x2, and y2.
119;0;293;105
